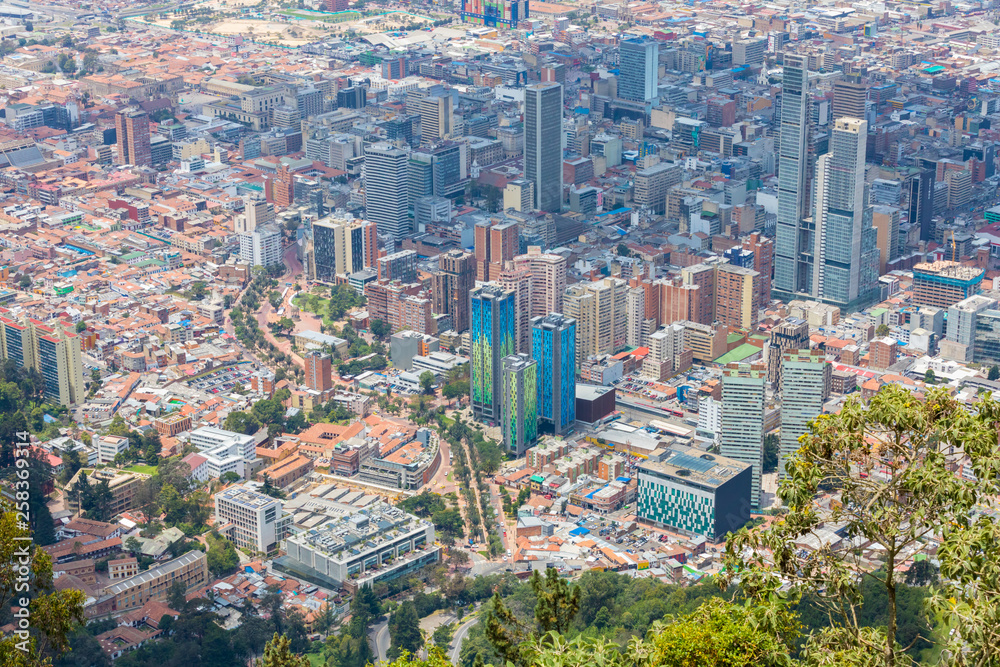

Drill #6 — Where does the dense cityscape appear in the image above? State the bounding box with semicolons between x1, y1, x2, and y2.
1;0;1000;664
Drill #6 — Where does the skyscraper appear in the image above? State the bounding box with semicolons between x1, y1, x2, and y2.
471;285;516;424
364;143;410;240
417;95;453;145
814;117;879;308
311;215;377;282
773;54;812;300
531;314;576;435
501;353;538;456
909;167;936;242
525;83;563;213
720;363;766;508
765;317;809;387
498;263;532;353
432;250;476;333
779;350;830;480
618;37;659;103
474;221;519;281
115;108;152;168
460;0;528;28
512;246;567;318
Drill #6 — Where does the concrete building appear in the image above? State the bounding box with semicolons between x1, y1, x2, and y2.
512;246;567;318
432;250;475;333
525;83;564;212
305;352;333;392
105;551;208;612
0;316;85;406
618;37;659;103
715;264;761;330
311;215;377;282
240;224;282;268
912;262;985;309
214;484;292;555
364;143;410;240
563;278;628;367
116;108;151;168
390;331;440;371
188;427;258;480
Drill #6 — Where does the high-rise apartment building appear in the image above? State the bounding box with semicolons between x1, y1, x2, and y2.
563;278;628;366
460;0;528;28
742;233;774;306
814;118;879;308
778;350;830;479
525;83;563;212
240;224;282;267
432;250;476;333
364;143;410;240
305;352;333;392
474;221;519;281
531;314;576;435
311;215;378;282
773;54;812;300
377;249;418;284
618;37;659;103
500;353;538;457
0;316;84;406
720;363;766;507
266;164;295;208
715;264;762;330
512;246;567;318
498;263;532;353
115;108;152;167
471;285;516;424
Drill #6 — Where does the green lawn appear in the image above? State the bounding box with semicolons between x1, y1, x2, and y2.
124;465;157;475
439;416;455;426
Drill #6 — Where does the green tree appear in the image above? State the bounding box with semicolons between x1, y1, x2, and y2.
388;601;423;660
207;532;241;576
762;433;779;474
923;368;936;384
224;410;263;435
988;364;999;381
370;319;390;337
257;633;310;667
442;380;469;406
875;323;890;337
220;471;241;485
723;386;1000;667
167;579;188;611
419;371;436;395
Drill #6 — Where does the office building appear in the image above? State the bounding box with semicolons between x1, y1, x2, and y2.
778;350;830;479
912;261;985;309
500;353;538;456
512;246;567;318
280;500;439;592
563;278;628;366
311;216;377;282
390;331;440;371
470;285;516;424
460;0;527;28
305;352;333;392
0;316;84;406
720;363;766;508
377;249;418;283
364;143;410;240
240;224;282;268
105;551;208;612
432;250;476;333
766;317;809;387
732;38;766;66
503;179;535;212
773;54;812;301
872;206;900;274
115;108;152;168
417;95;453;145
214;484;292;555
909;168;936;242
943;295;996;362
832;75;868;120
531;314;576;435
618;37;659;103
188;426;257;480
813;118;879;309
265;164;295;208
634;161;682;215
637;445;752;541
525;83;564;212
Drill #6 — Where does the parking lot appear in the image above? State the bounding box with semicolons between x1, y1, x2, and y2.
189;366;254;394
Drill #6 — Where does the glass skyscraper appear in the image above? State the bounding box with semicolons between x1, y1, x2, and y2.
773;54;812;300
618;37;659;103
501;353;538;456
471;285;516;424
525;82;563;213
531;314;576;435
720;364;766;508
778;350;830;480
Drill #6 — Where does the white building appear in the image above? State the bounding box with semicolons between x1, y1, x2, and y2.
97;435;131;464
188;426;257;479
239;224;283;267
214;483;291;554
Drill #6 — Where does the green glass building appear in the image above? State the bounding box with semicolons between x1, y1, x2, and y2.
471;284;516;424
501;353;538;456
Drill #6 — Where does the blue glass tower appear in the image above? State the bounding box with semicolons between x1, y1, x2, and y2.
531;313;576;435
471;284;516;424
